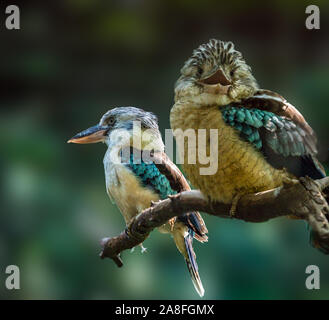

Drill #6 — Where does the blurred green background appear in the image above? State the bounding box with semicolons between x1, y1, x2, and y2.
0;0;328;299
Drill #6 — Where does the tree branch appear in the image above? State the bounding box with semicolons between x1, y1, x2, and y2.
100;176;329;267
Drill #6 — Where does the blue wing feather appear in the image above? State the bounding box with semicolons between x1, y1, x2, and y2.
221;105;325;179
127;152;176;200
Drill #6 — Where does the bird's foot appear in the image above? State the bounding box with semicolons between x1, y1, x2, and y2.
282;170;298;187
168;217;176;232
140;244;147;254
229;194;242;218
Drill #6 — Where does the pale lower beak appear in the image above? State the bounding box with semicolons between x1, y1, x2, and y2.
198;69;232;96
67;124;108;144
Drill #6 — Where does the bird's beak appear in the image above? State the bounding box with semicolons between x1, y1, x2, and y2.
67;124;108;144
198;68;231;94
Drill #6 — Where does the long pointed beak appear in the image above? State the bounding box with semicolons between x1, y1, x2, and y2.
67;124;108;144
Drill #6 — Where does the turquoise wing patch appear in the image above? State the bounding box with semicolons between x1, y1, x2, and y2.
127;152;176;200
221;106;270;150
221;105;311;158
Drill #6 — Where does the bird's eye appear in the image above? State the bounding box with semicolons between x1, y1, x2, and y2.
107;117;115;125
197;67;203;75
230;70;234;77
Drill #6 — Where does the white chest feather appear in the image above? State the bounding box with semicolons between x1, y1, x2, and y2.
103;148;159;224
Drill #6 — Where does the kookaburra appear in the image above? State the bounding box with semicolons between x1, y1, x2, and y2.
68;106;208;296
170;39;328;253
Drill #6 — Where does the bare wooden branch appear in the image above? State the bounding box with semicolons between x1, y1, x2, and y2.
100;176;329;266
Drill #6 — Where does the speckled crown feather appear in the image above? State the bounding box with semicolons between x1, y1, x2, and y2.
181;39;251;78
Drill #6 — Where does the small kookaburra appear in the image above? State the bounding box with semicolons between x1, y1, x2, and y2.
68;107;208;297
170;39;328;253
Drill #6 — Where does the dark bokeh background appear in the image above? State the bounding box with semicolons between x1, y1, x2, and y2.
0;0;328;299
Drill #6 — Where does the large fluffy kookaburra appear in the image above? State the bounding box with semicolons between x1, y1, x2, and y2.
170;39;328;253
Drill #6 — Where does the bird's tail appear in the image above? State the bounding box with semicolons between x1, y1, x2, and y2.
184;229;205;297
172;222;205;297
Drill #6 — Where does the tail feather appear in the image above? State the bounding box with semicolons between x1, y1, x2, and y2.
178;211;208;243
184;229;205;297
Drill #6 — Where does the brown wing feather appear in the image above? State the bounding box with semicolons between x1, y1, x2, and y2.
242;89;318;155
150;150;208;242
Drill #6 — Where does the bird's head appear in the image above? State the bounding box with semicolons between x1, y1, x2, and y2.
175;39;259;106
68;106;163;151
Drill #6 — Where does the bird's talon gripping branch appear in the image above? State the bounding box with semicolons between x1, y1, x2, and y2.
169;217;176;231
140;244;147;254
229;194;241;218
283;177;298;188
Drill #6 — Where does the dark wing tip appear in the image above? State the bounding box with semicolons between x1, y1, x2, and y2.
178;211;208;242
